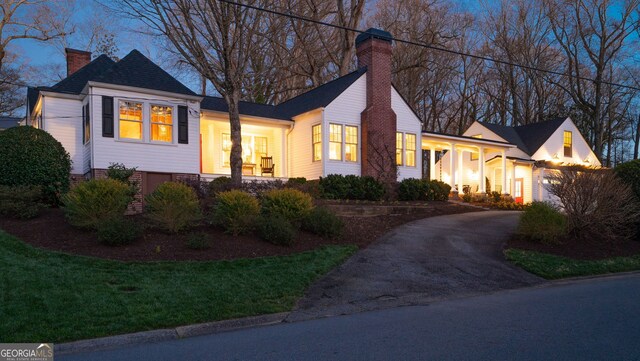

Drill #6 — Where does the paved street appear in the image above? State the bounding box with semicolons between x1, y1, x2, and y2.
289;210;542;321
59;273;640;361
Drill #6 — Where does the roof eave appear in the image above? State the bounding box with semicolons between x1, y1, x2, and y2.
201;109;293;126
87;81;203;102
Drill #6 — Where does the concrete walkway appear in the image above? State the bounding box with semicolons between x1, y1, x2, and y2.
287;210;543;321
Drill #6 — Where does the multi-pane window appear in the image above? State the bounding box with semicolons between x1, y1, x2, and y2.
150;105;173;142
222;133;269;166
312;124;322;161
405;133;416;167
119;101;143;140
563;131;572;157
345;126;358;162
329;124;343;160
83;103;90;144
254;137;268;162
396;132;403;166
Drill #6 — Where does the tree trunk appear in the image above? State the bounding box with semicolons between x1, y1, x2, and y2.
634;114;640;160
226;90;243;187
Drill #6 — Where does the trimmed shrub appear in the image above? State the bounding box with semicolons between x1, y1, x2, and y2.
428;180;451;201
186;232;211;250
286;177;307;187
517;202;566;244
208;177;235;196
257;213;296;246
0;185;47;219
493;200;527;211
398;178;430;201
302;207;344;238
261;188;314;223
0;126;71;204
489;191;502;202
96;217;142;246
62;179;132;229
212;190;260;235
319;174;385;201
145;182;202;233
461;193;472;203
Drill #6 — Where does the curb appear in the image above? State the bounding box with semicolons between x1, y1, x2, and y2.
54;312;289;356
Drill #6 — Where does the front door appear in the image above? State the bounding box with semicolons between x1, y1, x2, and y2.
514;178;523;204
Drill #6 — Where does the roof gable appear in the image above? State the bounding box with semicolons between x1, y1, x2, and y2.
476;118;567;156
478;121;531;154
92;50;197;97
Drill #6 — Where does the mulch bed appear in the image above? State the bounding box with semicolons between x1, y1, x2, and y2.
0;202;481;262
507;236;640;260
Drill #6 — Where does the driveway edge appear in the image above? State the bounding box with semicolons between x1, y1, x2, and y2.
54;312;289;355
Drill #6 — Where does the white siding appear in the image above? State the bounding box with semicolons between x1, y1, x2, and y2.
323;75;366;176
90;86;200;174
530;118;601;166
289;109;323;179
392;89;423;180
43;97;84;175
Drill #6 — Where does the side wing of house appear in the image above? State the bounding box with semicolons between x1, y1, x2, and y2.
89;86;201;177
39;95;85;177
289;109;324;179
530;117;601;166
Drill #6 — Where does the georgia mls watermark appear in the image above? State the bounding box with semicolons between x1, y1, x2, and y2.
0;344;53;361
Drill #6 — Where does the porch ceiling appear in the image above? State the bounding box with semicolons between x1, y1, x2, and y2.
421;132;516;152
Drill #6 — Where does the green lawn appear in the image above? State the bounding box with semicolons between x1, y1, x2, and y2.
0;230;356;343
505;248;640;280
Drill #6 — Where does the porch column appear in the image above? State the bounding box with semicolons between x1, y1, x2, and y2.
449;143;456;190
478;146;485;193
501;149;507;195
511;162;516;196
281;128;287;177
457;147;464;194
429;147;436;181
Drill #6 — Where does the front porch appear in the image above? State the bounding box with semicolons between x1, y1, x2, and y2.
200;115;290;178
422;132;530;202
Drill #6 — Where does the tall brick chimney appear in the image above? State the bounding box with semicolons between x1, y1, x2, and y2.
356;28;397;185
65;48;91;77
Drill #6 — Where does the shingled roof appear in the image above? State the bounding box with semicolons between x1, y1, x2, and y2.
200;67;367;120
478;117;568;156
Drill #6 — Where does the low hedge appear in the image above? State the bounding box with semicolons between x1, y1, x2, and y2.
62;179;132;230
319;174;385;201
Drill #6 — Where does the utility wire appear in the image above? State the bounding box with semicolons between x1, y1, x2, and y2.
218;0;640;93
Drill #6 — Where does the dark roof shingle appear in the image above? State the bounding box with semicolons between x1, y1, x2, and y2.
0;116;21;129
51;55;115;94
478;118;567;155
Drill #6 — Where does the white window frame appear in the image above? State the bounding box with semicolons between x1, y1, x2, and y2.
344;125;358;163
115;99;177;145
329;123;343;161
149;104;175;144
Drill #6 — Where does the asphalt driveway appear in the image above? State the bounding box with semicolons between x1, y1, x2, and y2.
287;210;543;321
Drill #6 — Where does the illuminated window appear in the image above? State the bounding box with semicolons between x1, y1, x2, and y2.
312;124;322;161
396;132;403;166
329;124;342;160
563;131;572;157
222;133;232;167
255;137;268;162
119;101;143;140
150;105;173;142
470;134;482;161
345;126;358;162
405;133;416;167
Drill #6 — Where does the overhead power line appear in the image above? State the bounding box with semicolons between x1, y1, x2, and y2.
218;0;640;93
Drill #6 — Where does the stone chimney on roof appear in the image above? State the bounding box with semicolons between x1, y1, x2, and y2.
65;48;91;77
355;28;397;185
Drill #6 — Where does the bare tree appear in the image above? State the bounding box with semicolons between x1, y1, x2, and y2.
120;0;266;186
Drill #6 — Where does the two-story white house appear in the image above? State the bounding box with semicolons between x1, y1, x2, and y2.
26;29;423;205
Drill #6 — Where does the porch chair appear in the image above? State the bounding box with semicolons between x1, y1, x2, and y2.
260;156;275;177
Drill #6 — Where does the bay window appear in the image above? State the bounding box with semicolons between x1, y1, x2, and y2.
396;132;403;166
119;101;143;140
150;105;173;142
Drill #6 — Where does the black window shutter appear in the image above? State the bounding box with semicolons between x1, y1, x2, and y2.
82;105;86;142
178;105;188;144
102;96;114;138
86;104;90;140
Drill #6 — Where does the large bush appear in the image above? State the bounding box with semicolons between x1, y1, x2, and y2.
319;174;385;201
208;176;235;196
261;188;314;223
212;190;260;235
615;160;640;201
62;179;132;229
517;202;566;244
257;213;296;246
145;182;202;233
302;207;344;238
0;126;71;204
398;178;430;201
0;185;47;219
428;180;451;201
546;167;640;242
